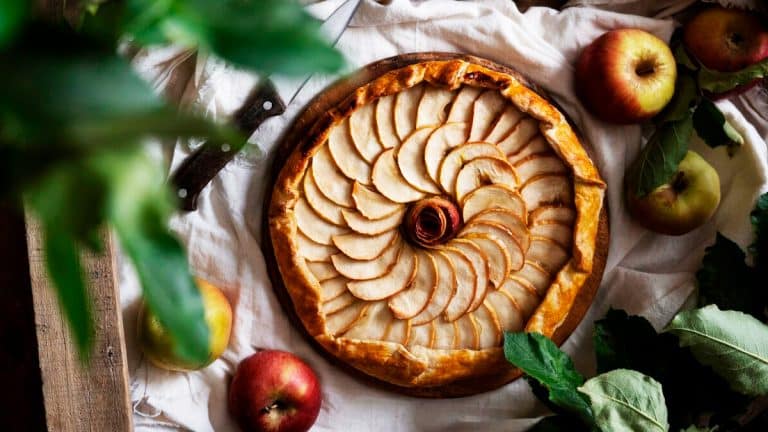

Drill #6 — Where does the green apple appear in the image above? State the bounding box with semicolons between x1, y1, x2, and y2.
575;28;677;124
626;151;721;236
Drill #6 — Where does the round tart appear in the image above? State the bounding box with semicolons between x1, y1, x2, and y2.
268;55;607;396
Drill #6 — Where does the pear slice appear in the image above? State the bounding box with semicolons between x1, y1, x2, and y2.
396;127;442;194
307;261;340;282
512;261;551;296
320;277;348;301
382;318;411;346
328;118;372;185
411;251;456;326
461;184;526;224
527;237;570;274
351;182;402;220
332;229;397;260
311;146;354;207
485;106;525;144
520;174;573;210
500;278;540;318
371;149;426;203
468;208;530;251
441;248;476;322
514;153;568;185
498;117;540;155
375;95;400;149
388;251;437;319
424;122;470;182
347;245;416;300
460;222;526;272
507;136;552;165
461;235;513;286
530;222;573;249
326;301;367;336
297;232;338;262
454;314;479;349
447;239;489;312
394;85;424;141
438;143;505;194
295;198;348;245
469;90;507;142
331;238;401;280
416;86;456;128
530;205;576;226
342;208;404;236
343;301;391;341
447;86;482;123
303;165;344;225
433;320;456;349
455;157;519;202
408;322;435;349
472;302;502;348
349;103;383;163
323;291;356;315
484;290;525;333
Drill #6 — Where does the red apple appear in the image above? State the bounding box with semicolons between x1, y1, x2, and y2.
229;350;321;432
575;28;677;124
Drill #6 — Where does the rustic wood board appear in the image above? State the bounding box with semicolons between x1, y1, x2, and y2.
261;52;609;398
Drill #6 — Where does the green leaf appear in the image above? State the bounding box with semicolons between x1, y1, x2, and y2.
0;0;27;48
578;369;669;432
529;415;591;432
750;192;768;270
699;57;768;94
692;99;744;150
674;44;698;72
665;305;768;396
626;115;694;197
504;332;594;424
656;74;700;124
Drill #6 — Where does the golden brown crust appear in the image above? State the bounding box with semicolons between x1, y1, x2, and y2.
268;58;606;394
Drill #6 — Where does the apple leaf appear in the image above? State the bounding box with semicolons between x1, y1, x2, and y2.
750;192;768;271
698;57;768;95
656;74;699;124
674;44;698;72
503;332;594;425
0;0;27;48
626;115;694;197
692;99;744;151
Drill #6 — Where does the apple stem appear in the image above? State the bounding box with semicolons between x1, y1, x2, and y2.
671;171;688;193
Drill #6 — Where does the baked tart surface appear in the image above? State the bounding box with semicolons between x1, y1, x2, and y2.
268;58;607;395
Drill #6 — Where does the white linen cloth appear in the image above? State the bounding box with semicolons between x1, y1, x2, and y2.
122;1;768;430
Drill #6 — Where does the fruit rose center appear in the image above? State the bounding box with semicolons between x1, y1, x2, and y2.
402;197;462;248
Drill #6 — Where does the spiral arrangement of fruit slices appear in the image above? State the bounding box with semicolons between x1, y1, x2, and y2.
295;83;575;350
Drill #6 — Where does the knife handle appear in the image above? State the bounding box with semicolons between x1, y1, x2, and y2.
171;80;287;211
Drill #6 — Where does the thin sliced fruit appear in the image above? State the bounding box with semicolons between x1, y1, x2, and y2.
447;239;488;312
469;90;507;141
498;117;540;155
311;146;354;207
520;174;573;210
461;184;526;223
447;86;482;123
297;232;338;262
438;143;505;195
396;127;441;193
323;292;356;315
331;238;401;280
468;208;530;251
514;153;568;185
462;235;513;286
382;318;411;345
333;229;397;260
512;261;551;296
408;322;435;348
424;122;470;182
441;248;476;322
347;245;416;300
460;222;526;271
295;198;348;245
527;237;570;274
307;261;340;282
500;278;539;318
472;302;501;348
351;182;402;219
484;290;525;332
530;205;576;226
411;251;456;326
389;251;437;319
455;157;518;202
349;103;383;162
320;277;348;301
530;222;573;249
485;106;524;144
433;320;456;350
376;95;400;149
304;165;344;225
507;136;551;165
342;208;404;236
343;301;391;340
326;302;367;336
371;149;426;203
328;118;372;184
416;86;455;128
394;85;424;141
454;314;479;349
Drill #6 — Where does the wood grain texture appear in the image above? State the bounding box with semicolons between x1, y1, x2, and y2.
26;217;132;432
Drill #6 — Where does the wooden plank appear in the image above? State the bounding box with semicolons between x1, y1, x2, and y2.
26;218;133;432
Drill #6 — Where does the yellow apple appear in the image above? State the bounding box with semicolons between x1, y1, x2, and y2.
138;279;233;371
